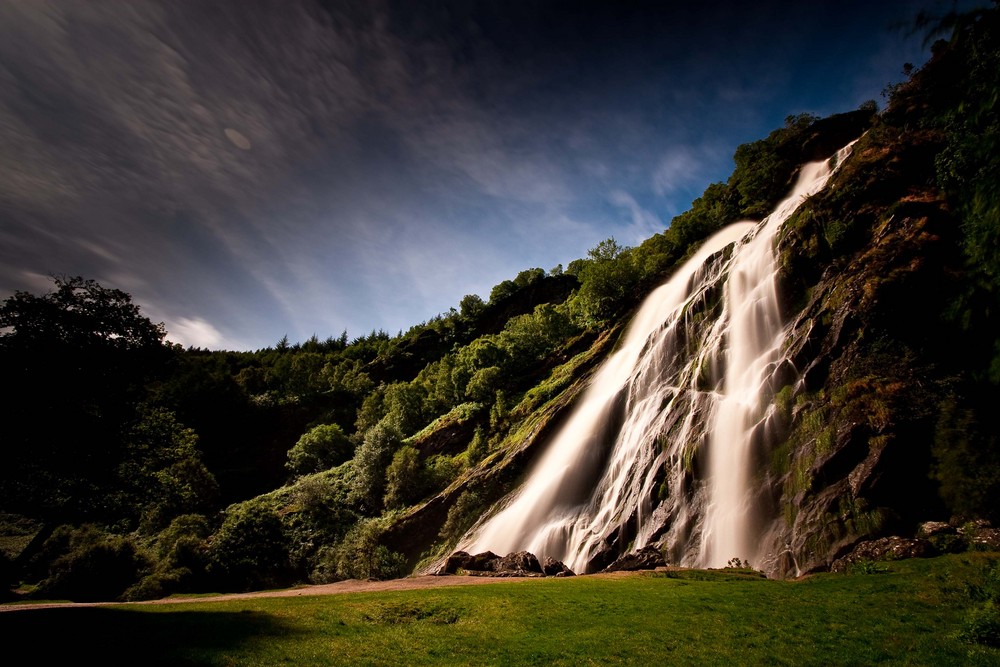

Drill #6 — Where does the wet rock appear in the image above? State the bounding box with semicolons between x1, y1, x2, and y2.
602;545;666;572
917;521;955;538
830;536;934;572
438;550;472;575
440;550;552;577
542;557;575;577
467;551;502;571
496;551;544;576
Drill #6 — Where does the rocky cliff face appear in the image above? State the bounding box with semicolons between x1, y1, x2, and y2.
763;124;963;574
387;125;966;578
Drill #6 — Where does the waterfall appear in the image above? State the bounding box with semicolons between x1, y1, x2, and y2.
460;143;855;574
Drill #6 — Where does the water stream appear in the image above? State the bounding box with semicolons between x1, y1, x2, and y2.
460;144;855;573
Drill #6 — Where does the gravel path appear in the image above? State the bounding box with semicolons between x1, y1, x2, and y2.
0;574;550;613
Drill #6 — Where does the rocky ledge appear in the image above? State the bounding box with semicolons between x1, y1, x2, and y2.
437;545;674;577
437;550;575;577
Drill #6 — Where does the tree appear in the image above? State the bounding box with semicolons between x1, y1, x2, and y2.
120;406;219;532
0;276;166;351
206;500;292;591
384;445;425;510
0;276;170;521
570;238;641;325
286;423;354;475
350;422;403;513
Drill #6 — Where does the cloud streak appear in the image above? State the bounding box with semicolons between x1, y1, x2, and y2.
0;0;949;349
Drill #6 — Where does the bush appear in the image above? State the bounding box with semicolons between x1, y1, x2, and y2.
439;490;484;545
36;525;150;602
960;560;1000;647
207;501;292;591
384;445;425;510
961;601;1000;647
286;423;354;476
318;519;407;581
351;422;403;513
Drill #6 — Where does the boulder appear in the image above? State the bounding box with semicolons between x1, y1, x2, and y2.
917;521;954;538
439;550;553;577
542;556;575;577
467;551;502;571
438;550;502;574
954;520;1000;551
438;550;472;575
830;536;934;572
602;545;666;573
495;551;544;576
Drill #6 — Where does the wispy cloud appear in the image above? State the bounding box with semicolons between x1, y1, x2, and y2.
609;190;663;245
165;316;226;349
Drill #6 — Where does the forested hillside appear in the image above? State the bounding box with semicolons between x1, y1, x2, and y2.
2;3;998;601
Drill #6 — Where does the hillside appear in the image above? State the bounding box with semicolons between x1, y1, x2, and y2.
2;4;999;602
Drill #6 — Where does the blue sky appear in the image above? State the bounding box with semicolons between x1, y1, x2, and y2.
0;0;978;350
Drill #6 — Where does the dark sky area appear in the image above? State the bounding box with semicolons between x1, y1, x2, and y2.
0;1;978;350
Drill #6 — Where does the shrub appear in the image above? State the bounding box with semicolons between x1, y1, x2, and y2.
207;501;292;591
286;423;353;476
36;525;150;602
319;519;407;581
961;601;1000;647
439;490;484;545
384;445;425;510
350;422;403;513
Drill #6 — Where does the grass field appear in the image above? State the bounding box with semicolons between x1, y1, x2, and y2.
3;553;1000;666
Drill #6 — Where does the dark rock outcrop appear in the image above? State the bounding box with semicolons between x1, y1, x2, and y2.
830;537;934;572
542;556;575;577
917;521;955;538
438;550;573;577
496;551;543;575
602;546;666;573
957;521;1000;551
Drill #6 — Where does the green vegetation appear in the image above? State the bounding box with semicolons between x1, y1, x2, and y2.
3;554;1000;665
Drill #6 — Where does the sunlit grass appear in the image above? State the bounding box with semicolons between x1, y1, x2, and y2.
3;553;999;665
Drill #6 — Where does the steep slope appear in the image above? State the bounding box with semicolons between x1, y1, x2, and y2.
388;7;1000;578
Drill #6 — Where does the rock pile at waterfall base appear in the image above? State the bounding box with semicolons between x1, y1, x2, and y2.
437;546;673;576
438;550;574;577
601;546;667;573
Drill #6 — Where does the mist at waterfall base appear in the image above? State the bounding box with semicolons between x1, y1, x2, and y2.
460;143;856;575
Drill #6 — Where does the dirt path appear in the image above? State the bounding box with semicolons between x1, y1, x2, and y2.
0;574;553;613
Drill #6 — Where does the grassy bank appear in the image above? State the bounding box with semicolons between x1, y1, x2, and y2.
3;553;999;665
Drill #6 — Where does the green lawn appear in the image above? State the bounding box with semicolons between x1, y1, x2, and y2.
3;553;999;666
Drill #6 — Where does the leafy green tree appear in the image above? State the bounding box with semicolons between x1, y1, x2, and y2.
384;445;425;510
933;394;1000;522
286;423;353;476
387;381;430;434
459;294;486;320
489;279;518;303
320;517;406;581
207;500;292;591
0;276;169;522
117;406;218;532
570;238;641;326
350;422;403;512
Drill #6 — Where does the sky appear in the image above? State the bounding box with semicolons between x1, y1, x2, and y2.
0;0;978;351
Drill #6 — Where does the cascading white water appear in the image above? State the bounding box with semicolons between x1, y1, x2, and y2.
460;143;855;574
